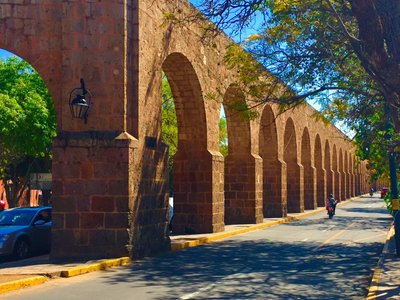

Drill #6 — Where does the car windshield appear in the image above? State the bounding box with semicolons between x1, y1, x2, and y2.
0;210;37;226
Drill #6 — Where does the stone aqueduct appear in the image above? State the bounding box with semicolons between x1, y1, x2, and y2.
0;1;372;259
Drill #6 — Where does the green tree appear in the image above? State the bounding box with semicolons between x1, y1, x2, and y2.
219;116;228;157
0;57;56;207
161;76;177;195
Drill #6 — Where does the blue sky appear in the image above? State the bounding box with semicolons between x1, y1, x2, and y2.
0;49;14;59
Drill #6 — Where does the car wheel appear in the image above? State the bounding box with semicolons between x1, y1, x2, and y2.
13;238;30;260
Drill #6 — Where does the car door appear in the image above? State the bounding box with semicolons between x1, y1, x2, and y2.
29;209;52;253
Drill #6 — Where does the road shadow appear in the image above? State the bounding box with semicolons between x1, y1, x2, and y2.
94;237;384;299
80;197;393;300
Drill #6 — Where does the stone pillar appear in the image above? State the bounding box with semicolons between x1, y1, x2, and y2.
327;169;334;196
129;140;171;258
51;131;138;259
346;172;351;198
264;159;287;217
173;150;224;234
317;168;326;207
312;166;318;208
287;163;304;213
225;154;263;224
351;173;356;197
304;166;317;209
342;173;347;200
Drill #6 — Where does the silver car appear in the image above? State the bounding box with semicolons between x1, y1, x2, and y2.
0;206;52;260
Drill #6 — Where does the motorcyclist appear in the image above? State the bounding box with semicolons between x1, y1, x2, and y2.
370;188;374;197
326;193;337;215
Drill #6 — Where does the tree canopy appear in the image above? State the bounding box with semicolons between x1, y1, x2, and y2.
0;57;56;206
195;0;400;181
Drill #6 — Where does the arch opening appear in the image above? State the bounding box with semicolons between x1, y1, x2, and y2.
333;145;340;201
339;149;345;200
223;85;262;224
260;105;285;217
324;141;333;197
284;118;302;213
0;50;56;210
162;52;223;234
314;135;325;206
301;128;315;210
345;152;350;198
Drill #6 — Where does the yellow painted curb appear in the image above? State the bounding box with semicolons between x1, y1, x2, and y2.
366;224;395;300
171;211;319;251
60;257;131;278
171;197;361;251
0;276;47;294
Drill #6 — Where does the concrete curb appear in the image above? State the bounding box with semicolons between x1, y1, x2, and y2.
0;257;131;295
60;257;131;278
365;223;395;300
0;276;47;294
171;196;361;251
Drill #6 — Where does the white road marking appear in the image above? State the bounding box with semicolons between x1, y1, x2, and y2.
179;267;252;299
313;222;355;251
322;225;335;232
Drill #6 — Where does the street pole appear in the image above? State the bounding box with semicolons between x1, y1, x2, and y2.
385;102;400;257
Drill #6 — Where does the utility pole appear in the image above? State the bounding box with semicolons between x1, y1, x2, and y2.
385;102;400;257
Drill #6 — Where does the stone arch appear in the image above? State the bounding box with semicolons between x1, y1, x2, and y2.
284;118;303;213
356;157;362;194
350;154;355;196
314;134;325;206
360;162;365;193
348;154;352;196
223;85;262;224
162;52;223;234
260;105;286;217
163;53;207;151
324;141;333;196
339;149;345;200
301;127;315;209
345;151;350;198
333;145;340;201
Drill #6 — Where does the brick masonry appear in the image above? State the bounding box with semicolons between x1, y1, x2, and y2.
0;0;375;259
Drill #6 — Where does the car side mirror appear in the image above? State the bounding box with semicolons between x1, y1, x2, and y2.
34;220;46;226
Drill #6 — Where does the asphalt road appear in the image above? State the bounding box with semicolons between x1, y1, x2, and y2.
2;195;392;300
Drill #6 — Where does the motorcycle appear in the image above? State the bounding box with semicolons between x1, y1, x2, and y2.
326;205;335;219
369;189;374;197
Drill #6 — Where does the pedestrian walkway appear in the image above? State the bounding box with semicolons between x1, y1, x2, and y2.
0;195;397;299
367;225;400;299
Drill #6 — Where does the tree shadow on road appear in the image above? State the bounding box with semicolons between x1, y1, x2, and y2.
85;197;391;299
96;237;383;300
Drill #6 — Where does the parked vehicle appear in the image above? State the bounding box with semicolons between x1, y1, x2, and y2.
0;206;52;260
381;187;389;199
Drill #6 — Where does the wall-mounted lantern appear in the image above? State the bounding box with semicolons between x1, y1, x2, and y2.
69;78;91;123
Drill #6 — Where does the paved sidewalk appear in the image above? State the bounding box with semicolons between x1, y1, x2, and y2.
0;196;397;298
367;226;400;299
